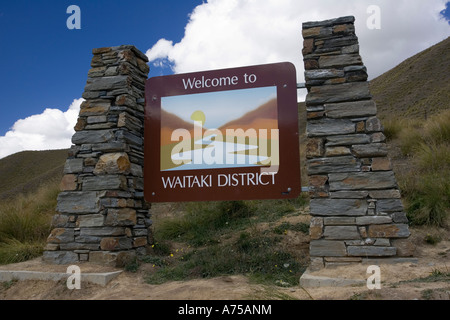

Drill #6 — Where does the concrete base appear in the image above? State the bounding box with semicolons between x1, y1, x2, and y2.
300;268;366;288
0;269;122;286
300;257;419;288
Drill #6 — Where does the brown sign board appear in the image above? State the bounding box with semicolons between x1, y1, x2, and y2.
144;62;301;202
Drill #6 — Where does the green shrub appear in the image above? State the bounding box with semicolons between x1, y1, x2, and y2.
139;255;169;267
424;234;442;245
218;200;255;219
124;258;140;273
151;241;172;256
290;222;310;234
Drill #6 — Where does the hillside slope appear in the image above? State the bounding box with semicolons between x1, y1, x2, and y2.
0;149;68;199
370;36;450;120
219;98;278;129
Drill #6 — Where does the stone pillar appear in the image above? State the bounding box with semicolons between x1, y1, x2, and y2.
43;45;151;267
302;16;414;270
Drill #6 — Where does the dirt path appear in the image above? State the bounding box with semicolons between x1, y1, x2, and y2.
0;267;312;300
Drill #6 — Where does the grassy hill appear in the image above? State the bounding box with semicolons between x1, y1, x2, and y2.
370;37;449;228
0;149;68;264
370;36;450;120
0;149;68;200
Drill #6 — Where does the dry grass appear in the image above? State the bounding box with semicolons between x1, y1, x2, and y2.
392;110;450;227
0;179;59;264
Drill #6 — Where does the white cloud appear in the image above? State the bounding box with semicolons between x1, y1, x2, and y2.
146;0;450;94
146;38;175;69
146;39;174;61
0;98;83;159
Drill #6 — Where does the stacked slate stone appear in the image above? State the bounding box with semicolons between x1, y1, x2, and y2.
43;45;151;267
302;16;414;270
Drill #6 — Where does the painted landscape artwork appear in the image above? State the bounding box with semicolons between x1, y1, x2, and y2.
160;86;279;171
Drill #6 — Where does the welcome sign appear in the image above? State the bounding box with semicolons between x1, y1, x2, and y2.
144;62;301;202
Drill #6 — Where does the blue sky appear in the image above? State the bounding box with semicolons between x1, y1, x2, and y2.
163;86;277;129
0;0;202;136
0;0;449;158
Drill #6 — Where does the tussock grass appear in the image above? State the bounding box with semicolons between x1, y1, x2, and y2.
423;108;450;145
382;118;403;141
0;239;44;264
401;172;449;227
0;180;59;264
394;110;450;227
398;124;424;156
414;142;450;172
